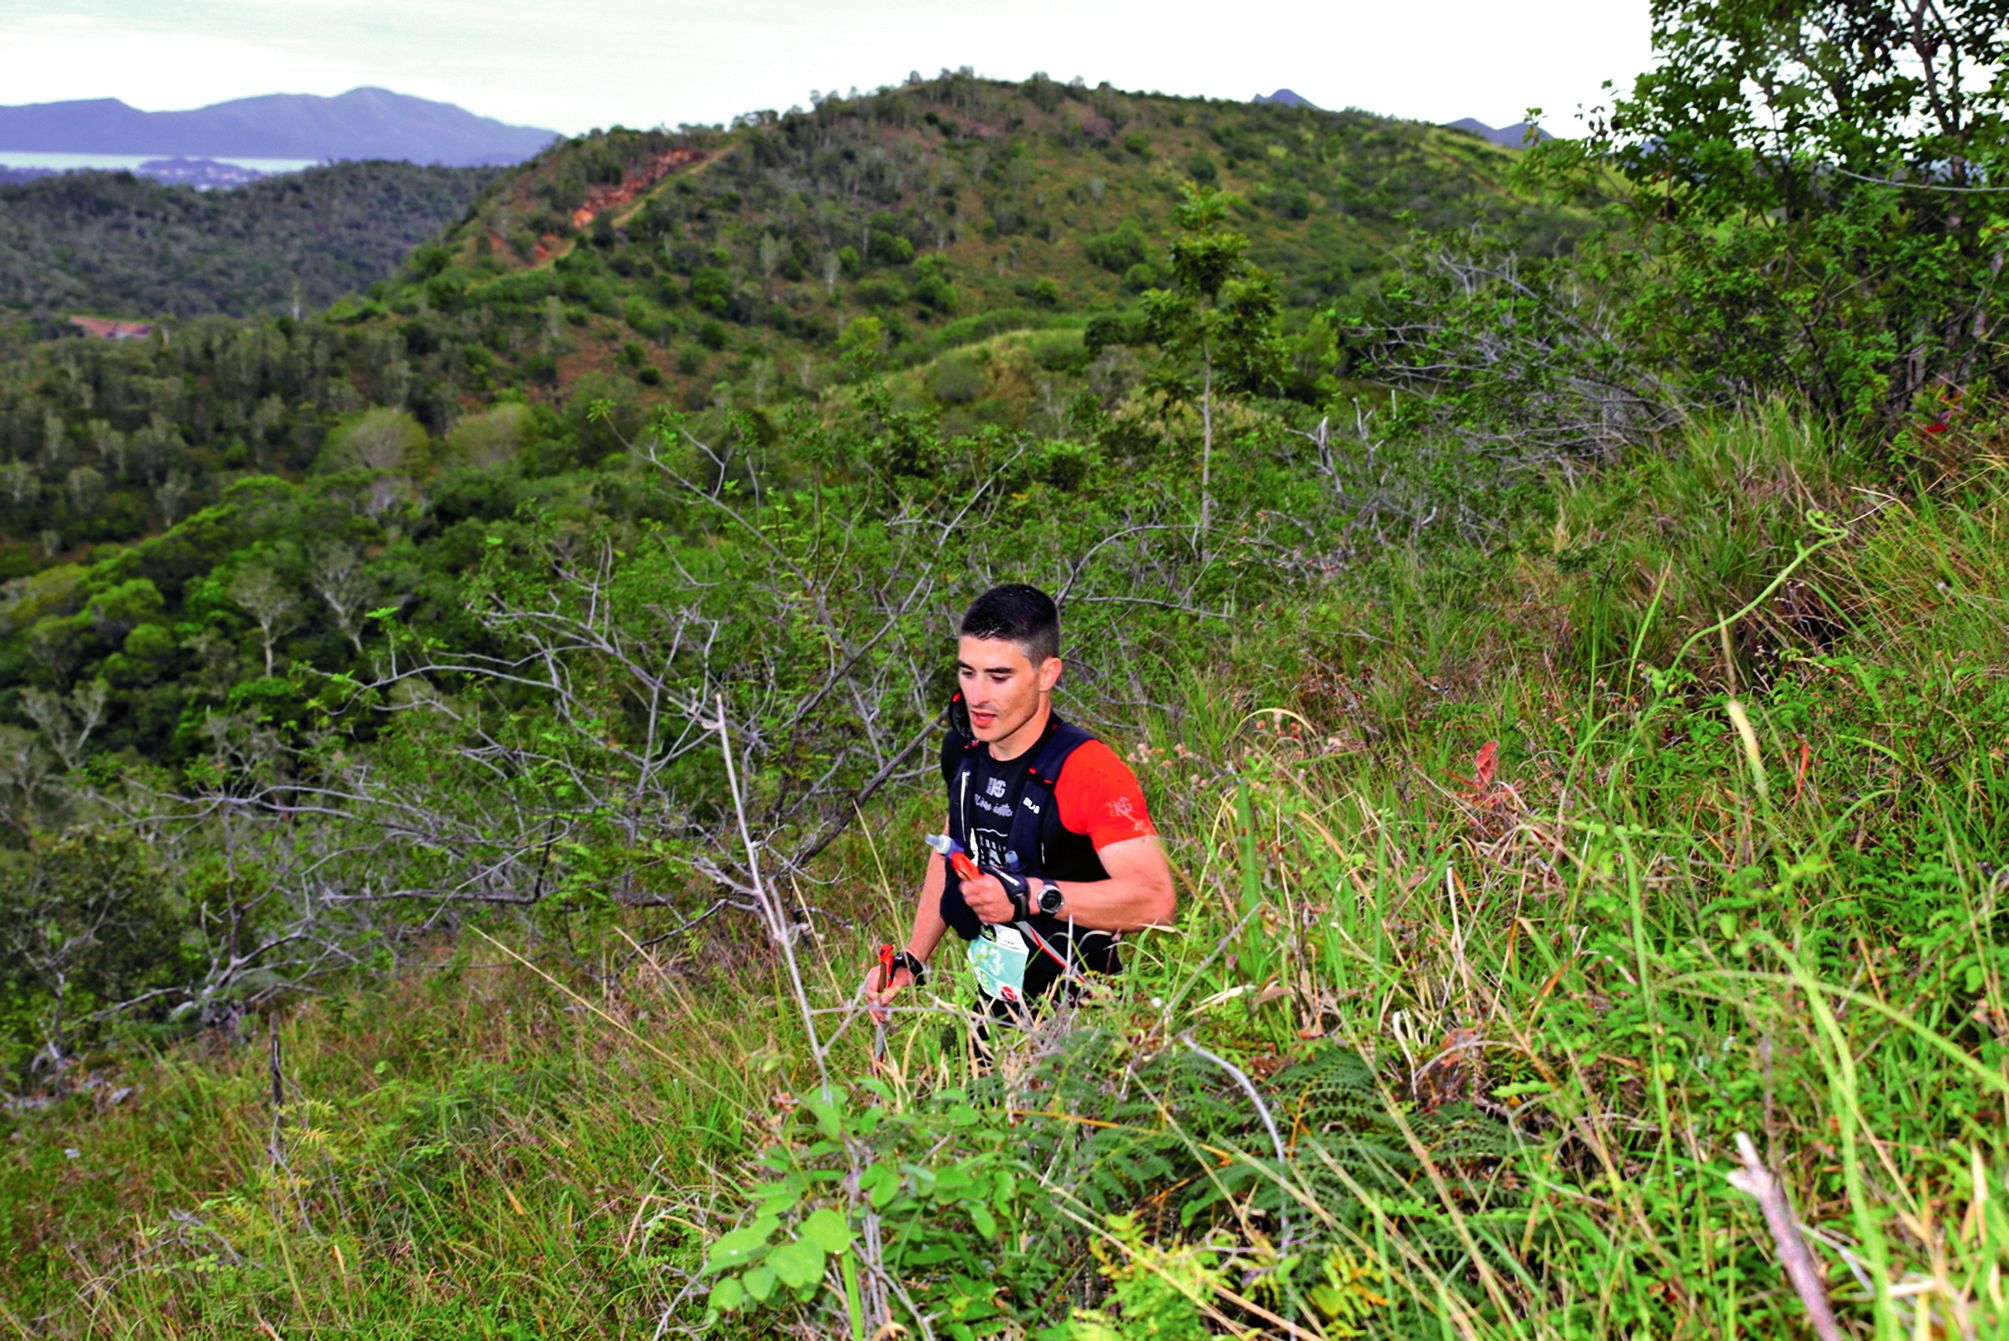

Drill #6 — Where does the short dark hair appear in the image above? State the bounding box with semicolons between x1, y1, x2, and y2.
960;583;1059;664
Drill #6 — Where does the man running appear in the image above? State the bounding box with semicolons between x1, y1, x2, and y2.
865;583;1174;1024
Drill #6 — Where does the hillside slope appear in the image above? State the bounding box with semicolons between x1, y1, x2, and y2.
0;73;1584;599
373;70;1582;407
0;161;500;319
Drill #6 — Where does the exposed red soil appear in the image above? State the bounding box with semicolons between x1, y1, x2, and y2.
570;146;710;230
67;316;152;340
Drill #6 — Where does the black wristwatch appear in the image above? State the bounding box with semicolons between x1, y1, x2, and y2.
889;949;927;986
1033;878;1064;917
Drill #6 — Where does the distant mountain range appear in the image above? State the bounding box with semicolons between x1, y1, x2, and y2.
0;87;559;166
1254;89;1319;110
1446;117;1553;148
1254;93;1550;149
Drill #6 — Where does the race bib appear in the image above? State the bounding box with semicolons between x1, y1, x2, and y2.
967;925;1030;1003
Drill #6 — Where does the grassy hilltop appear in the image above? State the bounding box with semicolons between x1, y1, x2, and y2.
2;30;2008;1339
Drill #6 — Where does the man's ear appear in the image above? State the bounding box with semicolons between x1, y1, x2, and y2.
1037;656;1064;692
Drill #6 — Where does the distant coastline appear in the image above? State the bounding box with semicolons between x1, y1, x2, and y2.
0;150;318;173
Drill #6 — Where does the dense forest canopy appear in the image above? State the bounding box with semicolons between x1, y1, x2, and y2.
0;161;500;321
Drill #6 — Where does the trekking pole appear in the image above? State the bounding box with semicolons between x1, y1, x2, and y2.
870;942;894;1070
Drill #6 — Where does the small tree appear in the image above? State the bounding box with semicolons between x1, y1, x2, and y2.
1142;185;1283;538
228;561;302;677
1581;0;2009;420
308;544;374;655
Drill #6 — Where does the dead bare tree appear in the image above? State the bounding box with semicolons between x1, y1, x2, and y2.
1361;235;1693;464
308;543;375;654
20;681;108;771
227;563;302;677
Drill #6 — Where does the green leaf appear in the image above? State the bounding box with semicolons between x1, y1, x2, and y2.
804;1092;845;1139
968;1203;997;1239
742;1263;776;1302
800;1207;850;1254
703;1216;777;1273
707;1276;745;1314
769;1237;825;1292
748;1180;801;1216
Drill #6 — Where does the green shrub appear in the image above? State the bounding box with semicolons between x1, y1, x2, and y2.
1028;331;1090;374
0;832;195;1075
689;267;732;316
855;278;903;309
866;231;913;267
928;353;985;404
1122;261;1159;292
1084;221;1149;275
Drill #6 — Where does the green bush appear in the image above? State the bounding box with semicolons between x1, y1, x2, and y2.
855;278;904;309
1083;221;1149;275
866;231;914;267
689;267;733;316
0;832;194;1075
1121;261;1159;292
1027;331;1090;374
927;353;985;404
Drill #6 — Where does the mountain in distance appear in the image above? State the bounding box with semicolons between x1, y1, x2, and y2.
1446;117;1554;148
1257;94;1551;151
0;87;559;166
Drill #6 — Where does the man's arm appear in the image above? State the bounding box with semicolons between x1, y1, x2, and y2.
864;849;950;1017
1046;834;1175;930
959;834;1175;932
902;852;951;964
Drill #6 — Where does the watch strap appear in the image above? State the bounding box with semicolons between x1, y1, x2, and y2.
889;949;927;986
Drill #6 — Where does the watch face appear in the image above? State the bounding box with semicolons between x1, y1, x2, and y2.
1038;885;1063;915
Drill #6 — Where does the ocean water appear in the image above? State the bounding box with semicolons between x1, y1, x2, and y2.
0;150;318;172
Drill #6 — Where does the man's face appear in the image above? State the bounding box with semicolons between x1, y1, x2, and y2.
957;634;1061;748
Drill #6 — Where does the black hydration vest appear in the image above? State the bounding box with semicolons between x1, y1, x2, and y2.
938;694;1121;997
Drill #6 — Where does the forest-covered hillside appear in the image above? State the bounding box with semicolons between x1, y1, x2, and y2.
0;161;500;320
0;73;1591;757
382;72;1581;400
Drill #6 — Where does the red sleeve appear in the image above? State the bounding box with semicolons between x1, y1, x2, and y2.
1054;739;1157;849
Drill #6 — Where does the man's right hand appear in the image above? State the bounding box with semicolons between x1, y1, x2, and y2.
862;961;914;1023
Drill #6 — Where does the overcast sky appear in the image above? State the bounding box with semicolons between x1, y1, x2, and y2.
4;1;1654;138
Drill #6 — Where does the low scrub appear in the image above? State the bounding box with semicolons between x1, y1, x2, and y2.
4;411;2007;1336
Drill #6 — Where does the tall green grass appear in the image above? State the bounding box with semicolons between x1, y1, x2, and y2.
3;410;2005;1336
